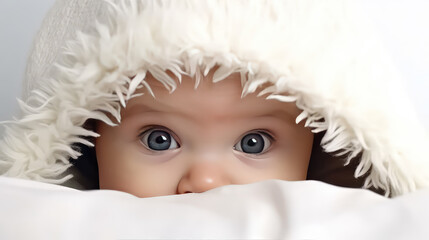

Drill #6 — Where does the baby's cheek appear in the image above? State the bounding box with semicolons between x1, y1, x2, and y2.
274;151;310;180
118;175;172;198
100;162;179;198
121;157;184;197
241;152;308;181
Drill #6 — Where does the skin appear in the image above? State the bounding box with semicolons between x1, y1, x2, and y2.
95;70;314;198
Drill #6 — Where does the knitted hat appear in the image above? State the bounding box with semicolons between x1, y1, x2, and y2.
1;0;428;197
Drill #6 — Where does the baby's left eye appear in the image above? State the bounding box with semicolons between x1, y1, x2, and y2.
233;131;273;154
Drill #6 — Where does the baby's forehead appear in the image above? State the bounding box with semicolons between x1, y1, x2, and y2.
123;72;300;124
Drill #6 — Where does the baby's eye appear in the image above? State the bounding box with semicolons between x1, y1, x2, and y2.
139;128;180;151
234;131;273;154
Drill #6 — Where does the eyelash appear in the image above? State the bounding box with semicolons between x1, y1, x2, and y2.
138;126;275;154
138;125;181;151
233;130;275;155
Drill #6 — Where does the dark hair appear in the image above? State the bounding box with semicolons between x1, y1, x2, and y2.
307;132;365;188
68;119;99;189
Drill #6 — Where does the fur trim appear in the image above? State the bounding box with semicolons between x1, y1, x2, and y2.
1;0;428;197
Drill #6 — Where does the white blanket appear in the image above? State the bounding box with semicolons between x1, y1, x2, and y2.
0;176;428;240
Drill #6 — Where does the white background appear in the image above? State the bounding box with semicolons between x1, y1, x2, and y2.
0;0;56;122
0;0;428;129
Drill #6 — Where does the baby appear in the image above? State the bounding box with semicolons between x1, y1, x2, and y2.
95;70;314;197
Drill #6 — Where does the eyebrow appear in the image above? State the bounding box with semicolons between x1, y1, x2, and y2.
254;110;298;124
122;103;167;119
123;102;298;125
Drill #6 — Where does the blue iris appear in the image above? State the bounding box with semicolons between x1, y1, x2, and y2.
240;133;264;154
147;130;172;150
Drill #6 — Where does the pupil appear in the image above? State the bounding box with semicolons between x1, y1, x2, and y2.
247;138;257;147
241;133;264;154
148;130;171;151
156;135;167;144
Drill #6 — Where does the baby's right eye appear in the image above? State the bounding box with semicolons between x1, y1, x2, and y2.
139;127;180;151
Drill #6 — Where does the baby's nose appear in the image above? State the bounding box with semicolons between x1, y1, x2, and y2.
177;161;231;194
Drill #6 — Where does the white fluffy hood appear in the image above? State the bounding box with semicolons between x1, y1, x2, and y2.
0;0;428;197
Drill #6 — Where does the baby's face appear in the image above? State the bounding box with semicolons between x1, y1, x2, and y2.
95;71;314;198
